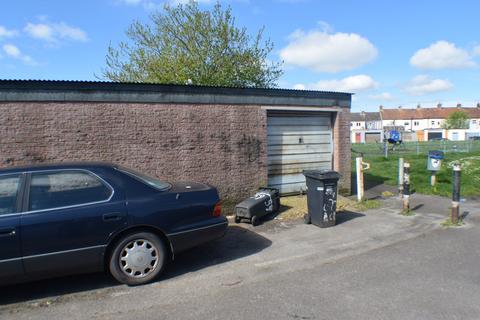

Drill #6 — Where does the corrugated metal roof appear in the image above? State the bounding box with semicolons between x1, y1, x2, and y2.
0;79;352;98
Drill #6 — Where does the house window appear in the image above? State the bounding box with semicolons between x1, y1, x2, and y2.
431;121;435;126
356;122;361;127
414;121;420;126
473;120;477;124
404;122;409;126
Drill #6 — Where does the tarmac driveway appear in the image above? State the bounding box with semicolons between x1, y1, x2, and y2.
1;194;478;319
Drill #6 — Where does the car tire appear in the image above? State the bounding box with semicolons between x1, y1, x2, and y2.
234;215;241;223
109;232;167;286
251;215;259;227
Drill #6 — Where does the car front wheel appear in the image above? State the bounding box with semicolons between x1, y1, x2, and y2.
109;232;167;286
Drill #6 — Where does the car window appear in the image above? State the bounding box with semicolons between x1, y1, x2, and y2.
117;167;170;191
29;171;112;211
0;174;21;215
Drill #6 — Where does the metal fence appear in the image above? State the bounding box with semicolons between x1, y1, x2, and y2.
352;140;480;157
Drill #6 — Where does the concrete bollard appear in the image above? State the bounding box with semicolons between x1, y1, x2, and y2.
451;163;461;224
356;156;364;202
398;157;404;197
402;162;410;211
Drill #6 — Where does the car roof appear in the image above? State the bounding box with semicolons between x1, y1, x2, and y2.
0;162;118;175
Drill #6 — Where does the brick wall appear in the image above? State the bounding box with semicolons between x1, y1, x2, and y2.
333;108;352;193
0;101;351;204
0;102;268;204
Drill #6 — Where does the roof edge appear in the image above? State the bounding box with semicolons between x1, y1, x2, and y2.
0;79;352;108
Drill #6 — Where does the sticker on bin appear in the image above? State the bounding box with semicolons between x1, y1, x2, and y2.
316;186;324;191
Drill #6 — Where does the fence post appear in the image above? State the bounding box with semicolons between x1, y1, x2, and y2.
356;156;364;202
451;162;461;224
384;139;388;158
398;157;404;196
403;162;410;212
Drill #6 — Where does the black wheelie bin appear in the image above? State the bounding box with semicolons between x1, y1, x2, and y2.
303;170;341;228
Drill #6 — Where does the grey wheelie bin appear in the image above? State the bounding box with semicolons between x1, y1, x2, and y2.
303;170;341;228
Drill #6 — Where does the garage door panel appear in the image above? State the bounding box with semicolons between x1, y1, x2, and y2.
268;161;331;175
268;174;307;194
267;143;332;155
268;153;332;165
268;134;331;145
267;113;333;194
267;116;331;127
267;125;331;135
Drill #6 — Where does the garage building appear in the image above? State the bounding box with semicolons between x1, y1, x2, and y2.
0;80;352;202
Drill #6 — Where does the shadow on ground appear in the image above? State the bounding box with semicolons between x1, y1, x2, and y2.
336;211;366;225
0;226;271;306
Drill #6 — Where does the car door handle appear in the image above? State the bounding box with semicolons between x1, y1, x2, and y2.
0;228;16;237
103;213;125;222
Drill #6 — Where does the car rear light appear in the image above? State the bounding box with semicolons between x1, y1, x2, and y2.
213;201;222;217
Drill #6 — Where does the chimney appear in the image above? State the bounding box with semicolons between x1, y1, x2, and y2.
416;104;421;109
379;105;384;111
437;103;442;108
456;103;462;108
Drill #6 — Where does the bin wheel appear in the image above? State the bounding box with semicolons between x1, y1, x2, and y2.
234;215;241;223
304;213;311;224
251;216;260;227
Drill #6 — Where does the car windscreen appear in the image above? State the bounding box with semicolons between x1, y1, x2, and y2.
117;166;171;191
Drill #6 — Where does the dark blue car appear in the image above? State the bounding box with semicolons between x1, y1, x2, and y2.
0;162;227;286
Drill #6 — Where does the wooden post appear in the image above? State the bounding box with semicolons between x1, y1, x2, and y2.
451;163;461;224
403;163;410;212
398;157;404;196
356;156;364;202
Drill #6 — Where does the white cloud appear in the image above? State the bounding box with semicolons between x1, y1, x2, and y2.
24;22;88;43
293;75;378;93
280;29;378;73
369;92;394;101
473;45;480;56
2;44;35;65
404;75;453;96
0;26;18;39
3;44;20;57
293;83;306;90
410;41;476;70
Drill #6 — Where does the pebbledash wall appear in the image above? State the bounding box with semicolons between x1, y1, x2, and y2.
0;80;352;204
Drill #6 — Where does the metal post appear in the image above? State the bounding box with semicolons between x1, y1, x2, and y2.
356;156;364;202
398;157;404;196
431;172;436;186
451;163;461;224
403;163;410;212
384;139;388;158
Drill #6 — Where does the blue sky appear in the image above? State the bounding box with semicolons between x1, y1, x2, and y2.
1;0;480;112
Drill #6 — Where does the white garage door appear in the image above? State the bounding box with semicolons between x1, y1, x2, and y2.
267;112;333;194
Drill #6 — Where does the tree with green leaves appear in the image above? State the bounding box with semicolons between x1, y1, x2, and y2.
102;1;283;88
442;110;470;129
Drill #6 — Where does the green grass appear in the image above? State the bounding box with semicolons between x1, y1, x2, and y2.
353;150;480;197
352;199;382;211
441;217;464;227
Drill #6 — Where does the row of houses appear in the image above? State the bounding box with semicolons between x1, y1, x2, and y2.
351;104;480;143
